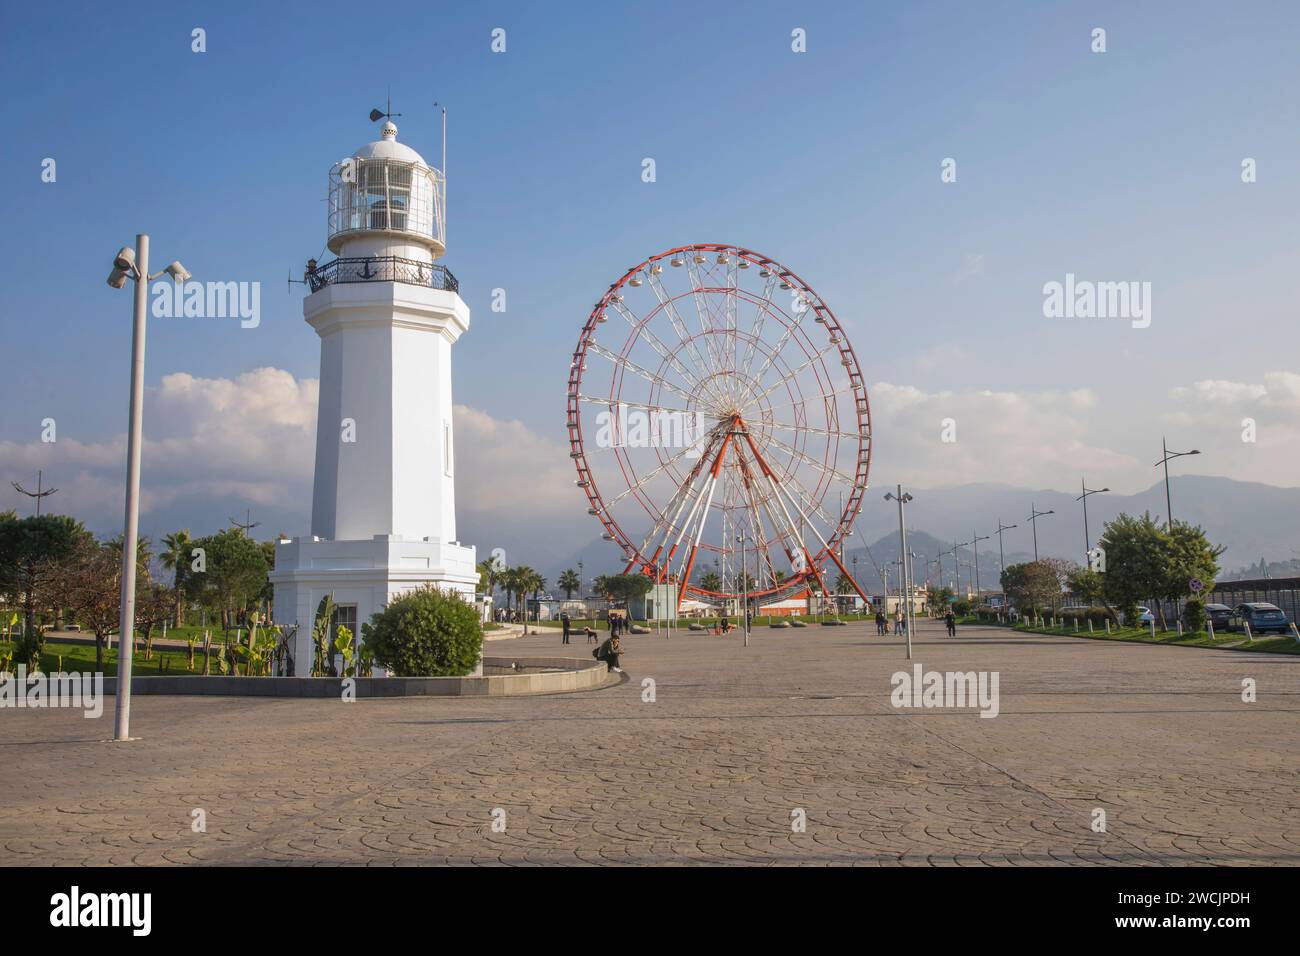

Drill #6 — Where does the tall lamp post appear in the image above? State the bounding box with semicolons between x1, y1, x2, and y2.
954;539;969;598
995;519;1017;610
1155;438;1200;527
971;531;990;600
735;533;750;647
106;236;191;743
884;486;914;660
1076;478;1109;561
1027;503;1054;563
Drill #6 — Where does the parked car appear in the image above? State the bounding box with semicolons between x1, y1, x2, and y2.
1204;603;1232;629
1226;603;1289;635
1122;606;1155;626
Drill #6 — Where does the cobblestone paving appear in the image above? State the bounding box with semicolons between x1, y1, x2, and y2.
2;620;1296;865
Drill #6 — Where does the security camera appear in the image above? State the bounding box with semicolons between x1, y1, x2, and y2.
113;246;136;272
162;260;191;283
107;268;129;289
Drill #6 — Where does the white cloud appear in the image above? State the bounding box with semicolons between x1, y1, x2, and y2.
0;368;578;553
868;381;1135;488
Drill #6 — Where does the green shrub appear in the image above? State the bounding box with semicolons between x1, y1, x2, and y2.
1182;598;1206;632
364;587;482;677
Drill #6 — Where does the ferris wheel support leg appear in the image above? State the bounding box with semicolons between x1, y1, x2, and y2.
674;429;734;611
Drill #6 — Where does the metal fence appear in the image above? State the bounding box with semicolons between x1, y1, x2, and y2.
307;255;459;294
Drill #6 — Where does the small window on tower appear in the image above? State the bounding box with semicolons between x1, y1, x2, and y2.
443;421;453;476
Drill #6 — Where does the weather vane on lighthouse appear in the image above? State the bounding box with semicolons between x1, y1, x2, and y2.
271;97;478;675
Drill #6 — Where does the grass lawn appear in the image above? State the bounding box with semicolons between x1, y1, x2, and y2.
993;619;1300;655
2;638;234;676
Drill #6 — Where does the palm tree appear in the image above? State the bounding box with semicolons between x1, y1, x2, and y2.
699;571;722;593
509;566;540;633
161;529;192;627
557;568;581;599
477;555;504;601
500;566;518;620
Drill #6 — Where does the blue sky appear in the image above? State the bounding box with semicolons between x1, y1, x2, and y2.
1;1;1298;566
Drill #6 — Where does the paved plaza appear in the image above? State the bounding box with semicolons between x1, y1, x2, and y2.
1;619;1296;866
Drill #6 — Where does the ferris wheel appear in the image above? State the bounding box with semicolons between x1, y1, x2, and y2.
566;243;872;610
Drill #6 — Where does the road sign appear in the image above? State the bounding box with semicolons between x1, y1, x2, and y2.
1189;578;1205;593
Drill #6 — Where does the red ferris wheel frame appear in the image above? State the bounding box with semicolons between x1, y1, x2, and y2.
566;243;873;608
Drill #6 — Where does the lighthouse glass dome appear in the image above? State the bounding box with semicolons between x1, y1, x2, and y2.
326;122;446;257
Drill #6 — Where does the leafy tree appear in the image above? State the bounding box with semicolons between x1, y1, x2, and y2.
1000;561;1067;614
557;568;581;599
0;513;92;634
605;573;652;608
136;582;176;660
183;528;270;633
1098;513;1170;625
48;539;121;671
364;586;483;676
1159;520;1222;625
1065;567;1105;606
927;585;954;610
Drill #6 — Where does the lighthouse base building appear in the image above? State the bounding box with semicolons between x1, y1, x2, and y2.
270;119;478;674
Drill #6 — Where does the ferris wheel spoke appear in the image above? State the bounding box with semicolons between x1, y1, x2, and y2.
685;260;728;383
585;342;695;404
746;300;816;390
773;460;845;534
743;343;839;414
758;432;857;487
760;418;866;442
609;300;707;401
738;271;781;383
607;432;714;507
647;272;729;409
761;384;861;417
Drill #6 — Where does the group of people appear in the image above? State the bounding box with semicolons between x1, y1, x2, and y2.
872;605;959;637
874;607;907;636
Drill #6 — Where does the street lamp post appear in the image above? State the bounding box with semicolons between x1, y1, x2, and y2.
954;538;970;597
884;486;914;660
106;236;191;743
971;531;990;600
735;533;749;647
995;519;1017;611
1076;478;1109;561
995;520;1017;577
1155;438;1200;527
1027;503;1055;563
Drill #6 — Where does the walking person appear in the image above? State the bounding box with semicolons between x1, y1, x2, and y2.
560;611;571;645
945;609;957;638
893;606;905;636
875;609;886;636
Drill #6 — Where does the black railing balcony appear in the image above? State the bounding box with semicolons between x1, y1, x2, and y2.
307;256;459;294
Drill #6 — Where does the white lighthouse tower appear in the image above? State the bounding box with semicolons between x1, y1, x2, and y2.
271;116;478;673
